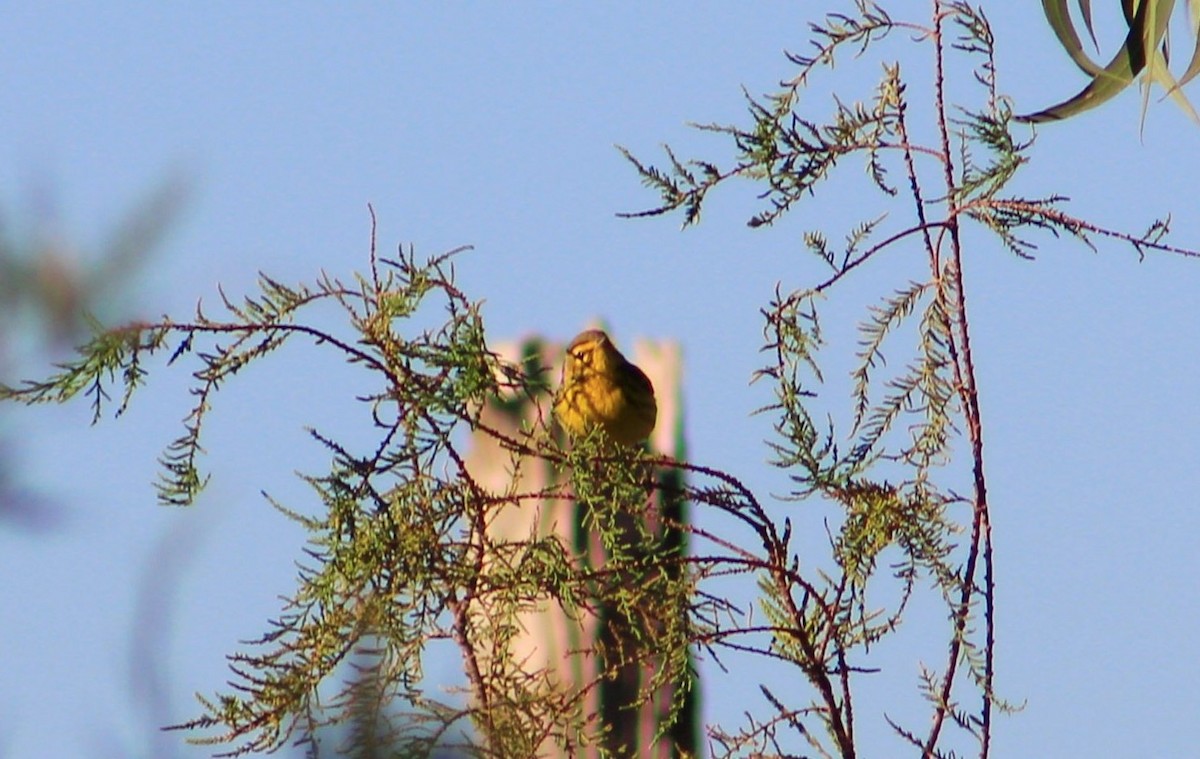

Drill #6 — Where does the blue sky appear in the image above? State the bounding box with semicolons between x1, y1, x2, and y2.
2;3;1199;758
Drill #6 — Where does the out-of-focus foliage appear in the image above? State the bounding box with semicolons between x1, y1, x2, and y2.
1021;0;1200;124
0;175;187;530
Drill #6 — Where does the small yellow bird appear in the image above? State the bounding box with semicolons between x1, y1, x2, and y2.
554;329;657;446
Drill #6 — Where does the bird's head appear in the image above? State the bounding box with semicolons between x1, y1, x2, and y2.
563;329;618;378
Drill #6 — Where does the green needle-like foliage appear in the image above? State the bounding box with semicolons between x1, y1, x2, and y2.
620;2;1198;757
1;233;712;756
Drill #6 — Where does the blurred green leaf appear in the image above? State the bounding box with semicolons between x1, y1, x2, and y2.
1020;0;1200;124
1042;0;1105;75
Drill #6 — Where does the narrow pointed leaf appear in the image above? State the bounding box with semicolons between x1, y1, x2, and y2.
1169;9;1200;89
1077;0;1100;49
1044;0;1104;75
1150;49;1200;121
